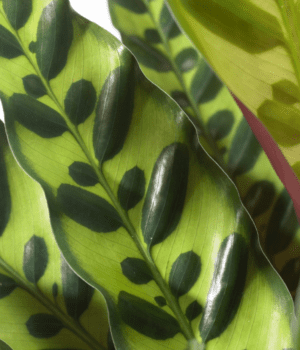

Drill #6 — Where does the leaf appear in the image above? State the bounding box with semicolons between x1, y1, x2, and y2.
165;0;300;224
107;0;300;297
22;75;47;99
0;122;110;349
0;2;295;349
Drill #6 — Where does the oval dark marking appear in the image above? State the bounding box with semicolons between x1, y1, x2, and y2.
227;118;262;178
107;331;115;350
199;233;248;343
141;142;189;249
0;25;23;59
29;41;36;53
198;73;223;104
9;94;68;138
185;300;202;321
0;123;11;237
171;90;190;109
207;110;234;141
144;29;162;44
272;80;299;105
169;251;201;298
23;235;48;284
68;162;98;187
281;258;300;292
61;256;94;320
0;340;12;350
93;60;135;164
118;166;145;211
243;180;276;218
64;79;96;125
0;274;17;299
121;257;153;285
118;291;181;340
113;0;147;14
154;296;167;307
52;283;58;300
57;184;123;233
191;64;214;104
175;48;198;72
36;0;73;80
160;4;181;39
265;189;299;255
22;75;47;99
3;0;32;30
26;313;64;338
121;35;172;72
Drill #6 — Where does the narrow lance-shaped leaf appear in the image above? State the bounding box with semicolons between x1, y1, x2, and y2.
0;1;296;349
108;0;300;297
0;120;110;349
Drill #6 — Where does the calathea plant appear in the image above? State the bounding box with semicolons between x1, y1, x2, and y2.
0;0;298;349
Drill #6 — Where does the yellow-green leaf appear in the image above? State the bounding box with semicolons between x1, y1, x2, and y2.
0;1;296;348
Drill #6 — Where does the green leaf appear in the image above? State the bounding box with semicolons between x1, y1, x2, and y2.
0;2;296;349
165;0;300;219
0;25;23;58
0;122;110;349
22;75;47;98
107;0;300;296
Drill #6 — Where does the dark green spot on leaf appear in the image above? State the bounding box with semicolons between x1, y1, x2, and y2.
144;29;162;44
121;35;172;72
26;314;64;338
65;79;96;125
52;283;58;300
68;162;98;187
186;300;202;321
227;118;262;178
154;296;166;307
160;4;181;39
0;25;23;58
191;64;214;104
22;75;47;99
199;233;248;342
243;180;275;218
3;0;32;30
113;0;147;14
207;110;234;141
29;41;36;53
171;90;190;109
121;257;153;284
9;94;68;138
57;184;123;233
175;48;198;72
198;73;223;104
61;256;94;320
36;0;73;80
118;166;145;210
23;235;48;284
169;251;201;298
0;274;17;299
93;60;135;164
118;291;181;339
142;142;189;249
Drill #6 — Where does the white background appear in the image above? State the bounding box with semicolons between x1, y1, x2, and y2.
0;1;120;122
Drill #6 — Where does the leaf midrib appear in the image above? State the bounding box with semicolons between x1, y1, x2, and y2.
0;7;195;343
0;256;104;350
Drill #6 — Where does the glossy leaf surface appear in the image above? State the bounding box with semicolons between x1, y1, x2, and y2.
0;122;110;349
0;1;295;349
108;0;300;296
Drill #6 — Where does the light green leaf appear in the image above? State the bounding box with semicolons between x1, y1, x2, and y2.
165;0;300;212
107;0;300;296
0;1;296;348
0;121;110;349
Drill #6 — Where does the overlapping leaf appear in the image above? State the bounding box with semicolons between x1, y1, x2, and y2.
165;0;300;213
0;122;110;349
108;0;300;297
0;0;296;349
